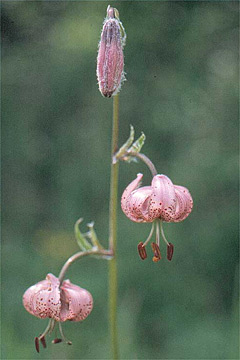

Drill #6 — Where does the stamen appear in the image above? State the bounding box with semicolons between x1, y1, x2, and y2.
49;318;56;333
137;242;147;260
40;336;46;348
52;338;62;344
156;220;160;246
151;242;162;262
59;322;72;345
160;220;170;246
167;243;174;261
34;337;40;353
36;319;56;352
143;222;155;247
39;319;56;341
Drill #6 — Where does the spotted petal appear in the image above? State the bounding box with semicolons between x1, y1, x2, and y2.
150;175;176;222
121;173;193;224
60;280;93;322
173;185;193;222
23;273;61;321
126;186;153;222
121;173;144;222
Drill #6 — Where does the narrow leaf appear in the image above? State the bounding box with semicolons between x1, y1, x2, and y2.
113;125;134;162
128;132;146;154
87;222;103;250
74;218;92;251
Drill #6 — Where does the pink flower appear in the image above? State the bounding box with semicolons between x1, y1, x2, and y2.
23;273;93;322
23;273;93;351
121;173;193;223
121;173;193;261
97;6;126;97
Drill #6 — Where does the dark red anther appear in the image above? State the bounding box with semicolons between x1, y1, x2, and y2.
151;243;162;262
40;335;46;348
52;338;63;344
35;337;40;353
137;242;147;260
167;243;174;261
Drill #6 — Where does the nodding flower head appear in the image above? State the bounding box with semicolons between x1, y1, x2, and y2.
23;273;93;352
97;5;126;97
121;173;193;262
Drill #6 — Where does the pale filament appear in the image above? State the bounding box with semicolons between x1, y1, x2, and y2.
156;220;160;247
160;219;170;246
143;222;155;247
39;319;56;340
58;322;72;345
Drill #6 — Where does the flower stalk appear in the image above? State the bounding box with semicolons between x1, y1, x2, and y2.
108;94;120;359
127;152;158;176
58;249;113;284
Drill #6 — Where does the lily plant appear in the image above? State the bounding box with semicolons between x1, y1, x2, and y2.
23;5;193;358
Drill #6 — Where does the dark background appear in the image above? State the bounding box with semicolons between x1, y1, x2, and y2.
1;1;239;359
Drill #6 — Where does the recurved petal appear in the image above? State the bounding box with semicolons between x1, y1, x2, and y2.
150;175;177;222
60;280;93;322
126;186;153;222
173;185;193;222
23;279;48;316
23;273;61;321
121;173;143;221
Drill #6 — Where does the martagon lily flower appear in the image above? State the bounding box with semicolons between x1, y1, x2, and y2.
121;173;193;261
23;273;93;352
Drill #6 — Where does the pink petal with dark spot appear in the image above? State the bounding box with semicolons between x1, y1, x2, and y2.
173;185;193;222
127;186;153;222
60;280;93;322
149;175;176;222
23;273;61;321
121;173;193;224
121;173;146;222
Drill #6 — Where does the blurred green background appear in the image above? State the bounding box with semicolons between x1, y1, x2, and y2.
2;1;239;359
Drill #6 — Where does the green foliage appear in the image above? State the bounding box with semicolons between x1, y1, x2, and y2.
2;2;239;359
114;125;146;164
74;218;92;251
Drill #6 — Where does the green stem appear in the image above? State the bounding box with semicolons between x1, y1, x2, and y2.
127;152;158;176
108;94;119;359
58;249;113;284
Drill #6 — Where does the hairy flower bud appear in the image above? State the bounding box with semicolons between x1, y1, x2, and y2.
97;5;126;97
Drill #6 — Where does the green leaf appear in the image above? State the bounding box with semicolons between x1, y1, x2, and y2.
128;132;146;154
119;21;127;47
74;218;92;251
114;125;134;162
86;222;103;250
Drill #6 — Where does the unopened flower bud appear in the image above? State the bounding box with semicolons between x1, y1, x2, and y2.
97;5;126;97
